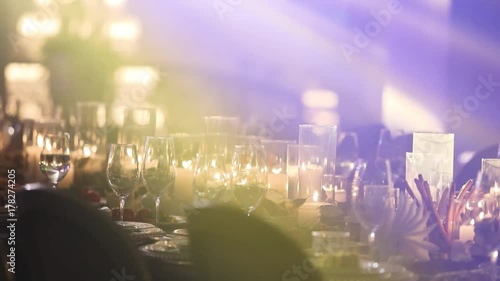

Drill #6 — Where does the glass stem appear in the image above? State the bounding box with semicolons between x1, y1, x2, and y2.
368;230;377;260
155;197;161;226
119;196;126;222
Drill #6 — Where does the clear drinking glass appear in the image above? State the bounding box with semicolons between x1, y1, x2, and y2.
230;145;268;216
141;137;176;226
299;124;337;174
261;140;296;198
120;108;157;163
377;129;409;183
74;102;107;156
287;144;300;199
106;144;140;223
39;133;71;188
203;116;240;162
352;185;391;250
336;132;359;178
192;153;228;208
298;145;324;200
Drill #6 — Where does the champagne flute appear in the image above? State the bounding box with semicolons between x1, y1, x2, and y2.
106;144;140;224
230;145;268;216
39;133;71;189
141;137;176;226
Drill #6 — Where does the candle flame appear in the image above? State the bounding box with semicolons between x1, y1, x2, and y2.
182;160;193;169
479;212;485;221
470;219;475;226
82;145;92;158
312;191;319;203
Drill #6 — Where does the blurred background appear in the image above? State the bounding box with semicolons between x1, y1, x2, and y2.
0;0;499;174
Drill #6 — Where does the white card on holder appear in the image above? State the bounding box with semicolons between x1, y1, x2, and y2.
408;133;454;202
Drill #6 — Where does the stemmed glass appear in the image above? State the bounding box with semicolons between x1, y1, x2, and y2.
230;145;268;216
352;185;391;258
336;132;359;178
377;129;407;184
141;137;176;226
39;133;71;189
106;144;140;224
192;153;228;208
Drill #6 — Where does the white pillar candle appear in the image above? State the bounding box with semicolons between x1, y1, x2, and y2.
173;167;194;202
287;165;299;199
268;173;288;197
459;222;475;242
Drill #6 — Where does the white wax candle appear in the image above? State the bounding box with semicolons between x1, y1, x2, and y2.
298;164;323;198
268;173;288;197
287;165;299;199
297;202;322;225
459;224;474;242
173;168;194;202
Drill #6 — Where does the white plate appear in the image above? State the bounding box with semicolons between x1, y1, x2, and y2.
116;221;156;231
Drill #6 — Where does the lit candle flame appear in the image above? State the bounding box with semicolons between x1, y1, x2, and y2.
312;191;319;203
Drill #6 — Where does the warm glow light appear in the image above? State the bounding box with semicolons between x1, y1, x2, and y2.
312;191;319;203
479;212;485;221
105;19;141;41
115;66;158;85
17;12;61;38
82;145;92;158
182;160;193;169
5;63;49;82
271;167;282;174
37;135;44;148
382;83;445;132
301;89;338;109
305;110;339;126
103;0;126;8
133;110;152;126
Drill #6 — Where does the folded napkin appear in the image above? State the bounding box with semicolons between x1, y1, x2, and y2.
374;196;439;261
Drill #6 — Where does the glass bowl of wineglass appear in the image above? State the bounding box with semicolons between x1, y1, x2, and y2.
141;136;176;226
106;144;140;224
230;145;268;216
192;153;228;208
39;133;71;188
352;185;391;258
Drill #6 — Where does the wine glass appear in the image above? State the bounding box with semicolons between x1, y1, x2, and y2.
376;129;408;183
230;145;268;216
352;185;391;257
192;153;229;208
336;132;359;178
141;137;176;226
106;144;140;224
39;133;71;188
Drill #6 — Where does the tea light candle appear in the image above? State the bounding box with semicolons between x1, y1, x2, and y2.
268;173;288;197
174;167;194;202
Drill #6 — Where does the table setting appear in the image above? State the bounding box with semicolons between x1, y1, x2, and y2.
1;109;500;281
